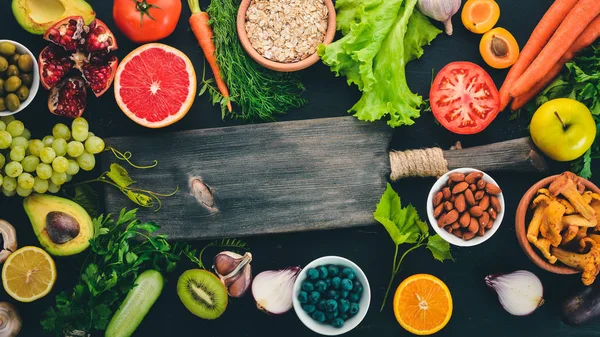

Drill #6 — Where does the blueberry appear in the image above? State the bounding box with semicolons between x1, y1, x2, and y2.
327;265;340;277
302;304;316;314
341;278;353;291
331;317;345;328
340;290;349;299
342;267;355;280
325;308;339;320
355;285;363;294
340;312;349;320
298;291;308;304
307;268;319;280
315;280;328;293
349;302;360;315
317;299;327;311
352;280;362;293
309;291;321;304
325;278;332;288
301;281;314;292
331;277;342;289
317;266;329;279
338;299;350;313
325;299;338;312
312;310;326;323
348;293;360;302
327;289;340;300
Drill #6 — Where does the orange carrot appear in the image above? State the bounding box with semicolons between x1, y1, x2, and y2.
510;15;600;111
188;0;232;112
498;0;580;111
509;0;600;99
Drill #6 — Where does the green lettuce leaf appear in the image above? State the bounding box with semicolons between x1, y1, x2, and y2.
374;183;427;245
427;234;454;262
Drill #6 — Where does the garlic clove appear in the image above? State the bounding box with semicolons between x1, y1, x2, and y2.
228;263;252;298
214;251;245;276
213;251;253;297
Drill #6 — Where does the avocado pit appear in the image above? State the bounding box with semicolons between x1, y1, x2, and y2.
46;211;80;244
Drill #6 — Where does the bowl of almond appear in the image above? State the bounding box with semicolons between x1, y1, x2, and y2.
427;168;505;247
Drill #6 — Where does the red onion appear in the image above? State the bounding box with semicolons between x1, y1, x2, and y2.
485;270;544;316
251;267;301;315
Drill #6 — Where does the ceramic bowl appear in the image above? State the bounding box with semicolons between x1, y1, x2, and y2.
0;40;39;116
292;256;371;335
427;168;505;247
515;174;600;275
236;0;337;72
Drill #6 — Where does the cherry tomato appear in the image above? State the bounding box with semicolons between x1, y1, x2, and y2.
113;0;182;43
430;62;501;135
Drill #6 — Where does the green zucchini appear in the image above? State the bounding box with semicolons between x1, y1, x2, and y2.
106;270;164;337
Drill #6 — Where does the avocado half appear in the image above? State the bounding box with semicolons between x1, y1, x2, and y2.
23;194;94;256
12;0;95;35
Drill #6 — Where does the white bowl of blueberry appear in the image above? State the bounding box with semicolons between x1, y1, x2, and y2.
292;256;371;335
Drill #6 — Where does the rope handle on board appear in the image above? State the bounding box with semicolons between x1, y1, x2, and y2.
389;148;448;181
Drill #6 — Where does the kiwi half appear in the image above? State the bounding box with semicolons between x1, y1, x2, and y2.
177;269;228;319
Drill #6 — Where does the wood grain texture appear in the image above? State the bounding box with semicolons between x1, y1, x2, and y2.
101;117;393;240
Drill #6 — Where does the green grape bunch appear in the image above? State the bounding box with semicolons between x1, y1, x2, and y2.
0;115;105;197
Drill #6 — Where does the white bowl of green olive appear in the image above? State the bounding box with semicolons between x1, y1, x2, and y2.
0;40;39;116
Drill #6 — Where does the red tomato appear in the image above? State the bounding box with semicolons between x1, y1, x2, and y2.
430;62;501;135
113;0;182;43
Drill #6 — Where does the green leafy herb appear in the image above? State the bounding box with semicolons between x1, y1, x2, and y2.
318;0;441;127
77;163;178;211
375;183;453;311
524;44;600;178
62;184;101;218
183;238;249;269
204;0;307;121
41;209;186;336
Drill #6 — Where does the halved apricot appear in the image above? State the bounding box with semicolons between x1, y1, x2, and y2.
479;27;520;69
462;0;500;34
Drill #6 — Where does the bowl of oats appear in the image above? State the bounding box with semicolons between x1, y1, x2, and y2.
237;0;336;72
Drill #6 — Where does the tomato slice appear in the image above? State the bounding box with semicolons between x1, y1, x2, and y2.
430;62;500;134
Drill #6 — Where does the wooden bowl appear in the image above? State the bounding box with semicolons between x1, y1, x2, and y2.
236;0;337;72
515;174;600;275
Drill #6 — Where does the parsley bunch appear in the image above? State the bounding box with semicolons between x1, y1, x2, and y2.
41;209;185;336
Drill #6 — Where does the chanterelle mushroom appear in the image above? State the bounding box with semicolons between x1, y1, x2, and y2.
552;238;600;286
0;220;16;264
549;173;596;221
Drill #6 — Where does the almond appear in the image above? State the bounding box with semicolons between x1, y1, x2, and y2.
469;183;477;191
437;212;448;227
464;189;476;206
479;195;490;210
442;187;451;200
433;191;443;207
452;182;469;194
485;216;495;229
445;226;453;233
475;190;485;201
491;196;502;212
477;179;486;190
448;172;465;183
468;217;479;233
451;222;460;229
459;212;471;227
489;208;497;220
451;195;456;202
454;230;463;238
444;201;454;211
443;210;459;225
479;211;490;228
485;183;502;194
465;172;483;184
454;193;466;212
463;230;476;240
478;226;485;236
469;206;484;217
433;203;444;218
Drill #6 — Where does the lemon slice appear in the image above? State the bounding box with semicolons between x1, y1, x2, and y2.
2;246;57;302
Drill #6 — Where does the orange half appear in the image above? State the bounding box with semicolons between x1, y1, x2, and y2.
393;274;453;335
2;246;57;302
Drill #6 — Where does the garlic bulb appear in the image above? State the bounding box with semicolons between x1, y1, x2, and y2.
213;251;253;298
417;0;461;35
485;270;544;316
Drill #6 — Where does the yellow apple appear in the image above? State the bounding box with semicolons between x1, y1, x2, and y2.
530;98;596;162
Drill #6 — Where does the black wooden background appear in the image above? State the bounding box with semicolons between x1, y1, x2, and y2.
2;0;599;336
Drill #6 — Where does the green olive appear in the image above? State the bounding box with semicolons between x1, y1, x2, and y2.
4;76;21;93
17;54;33;73
0;98;5;111
16;85;29;101
19;73;32;87
6;65;19;77
5;94;19;112
0;57;7;73
0;79;4;96
8;54;19;65
0;42;16;57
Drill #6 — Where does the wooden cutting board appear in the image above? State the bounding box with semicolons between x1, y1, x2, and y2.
101;116;546;240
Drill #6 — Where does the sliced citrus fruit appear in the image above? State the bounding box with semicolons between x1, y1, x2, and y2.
114;43;197;128
2;246;57;302
393;274;453;335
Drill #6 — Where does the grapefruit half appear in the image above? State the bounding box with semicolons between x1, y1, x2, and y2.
114;43;196;128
